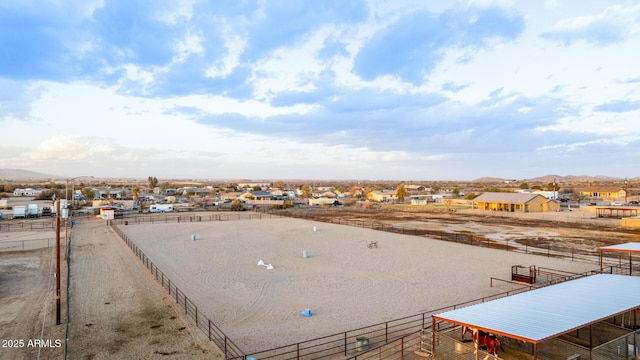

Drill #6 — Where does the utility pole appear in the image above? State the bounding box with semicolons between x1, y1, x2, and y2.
55;199;61;325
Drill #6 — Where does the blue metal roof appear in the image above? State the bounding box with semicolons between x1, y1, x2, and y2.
433;274;640;343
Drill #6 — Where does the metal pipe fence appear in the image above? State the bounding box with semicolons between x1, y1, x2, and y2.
111;212;275;226
244;279;588;360
111;224;245;360
0;238;55;251
276;211;629;268
108;211;630;360
0;220;56;232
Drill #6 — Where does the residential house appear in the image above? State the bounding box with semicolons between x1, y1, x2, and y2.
367;190;398;202
405;185;427;193
472;192;559;213
312;190;337;199
220;192;243;202
93;187;129;200
579;187;627;202
238;190;274;201
13;188;44;196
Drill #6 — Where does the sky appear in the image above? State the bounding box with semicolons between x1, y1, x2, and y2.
0;0;639;181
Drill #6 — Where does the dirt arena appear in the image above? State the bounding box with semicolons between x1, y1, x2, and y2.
1;207;636;358
117;215;600;353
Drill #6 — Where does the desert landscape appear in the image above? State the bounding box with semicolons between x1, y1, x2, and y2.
1;207;637;359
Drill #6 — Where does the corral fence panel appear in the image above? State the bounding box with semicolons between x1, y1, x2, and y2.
112;212;276;226
111;224;244;360
0;238;55;252
593;329;640;360
0;220;56;232
274;210;633;272
108;212;627;360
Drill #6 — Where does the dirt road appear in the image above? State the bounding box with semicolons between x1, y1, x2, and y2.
66;218;221;359
0;247;63;360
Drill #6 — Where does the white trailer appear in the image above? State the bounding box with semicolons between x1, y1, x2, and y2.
27;204;39;218
13;205;26;218
149;204;173;213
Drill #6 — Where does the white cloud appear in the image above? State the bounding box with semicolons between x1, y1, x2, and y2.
31;136;116;161
175;30;205;64
250;27;334;100
549;5;640;33
535;111;640;137
205;20;246;79
3;1;640;179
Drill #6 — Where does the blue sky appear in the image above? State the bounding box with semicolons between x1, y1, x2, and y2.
0;0;638;181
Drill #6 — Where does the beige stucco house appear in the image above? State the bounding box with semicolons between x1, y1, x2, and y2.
579;187;627;201
367;190;398;202
472;192;559;213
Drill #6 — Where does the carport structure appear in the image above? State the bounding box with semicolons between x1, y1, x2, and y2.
600;242;640;276
432;274;640;359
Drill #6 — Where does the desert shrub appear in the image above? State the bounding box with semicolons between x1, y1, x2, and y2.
230;199;244;211
35;190;59;200
270;204;291;209
341;198;357;207
360;200;374;209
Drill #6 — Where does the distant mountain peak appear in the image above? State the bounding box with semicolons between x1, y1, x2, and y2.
0;168;61;181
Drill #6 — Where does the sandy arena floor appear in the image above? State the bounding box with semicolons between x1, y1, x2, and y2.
2;207;632;358
118;216;599;353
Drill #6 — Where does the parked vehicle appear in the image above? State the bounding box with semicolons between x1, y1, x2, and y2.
41;206;52;217
149;204;173;213
27;204;39;218
13;205;26;218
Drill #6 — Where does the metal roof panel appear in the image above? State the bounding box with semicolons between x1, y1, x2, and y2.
433;274;640;343
600;242;640;253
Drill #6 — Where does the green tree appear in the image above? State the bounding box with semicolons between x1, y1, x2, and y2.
396;184;407;202
132;186;141;200
81;188;95;201
519;183;529;189
147;176;158;190
301;184;311;199
545;182;560;191
160;182;170;192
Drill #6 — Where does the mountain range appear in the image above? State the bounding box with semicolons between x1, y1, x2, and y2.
0;168;635;183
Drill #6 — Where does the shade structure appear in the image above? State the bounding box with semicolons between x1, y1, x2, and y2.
433;274;640;344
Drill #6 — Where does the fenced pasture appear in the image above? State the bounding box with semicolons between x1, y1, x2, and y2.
111;213;602;359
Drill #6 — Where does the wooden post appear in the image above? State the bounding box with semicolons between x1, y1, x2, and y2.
55;200;61;325
599;250;603;273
